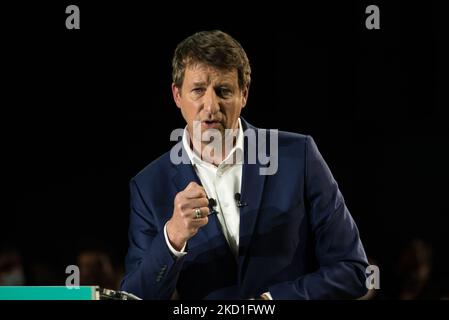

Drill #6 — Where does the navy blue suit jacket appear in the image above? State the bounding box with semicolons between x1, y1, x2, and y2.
121;119;368;299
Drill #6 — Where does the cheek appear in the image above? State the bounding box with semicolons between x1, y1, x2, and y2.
181;101;202;120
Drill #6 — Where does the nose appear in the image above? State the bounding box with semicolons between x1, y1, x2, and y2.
203;87;220;115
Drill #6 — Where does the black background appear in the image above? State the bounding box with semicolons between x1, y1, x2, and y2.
2;1;447;298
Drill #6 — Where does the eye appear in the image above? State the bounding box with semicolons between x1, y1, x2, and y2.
192;87;205;94
217;87;232;97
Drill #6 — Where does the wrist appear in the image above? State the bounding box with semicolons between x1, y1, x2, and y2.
166;220;187;251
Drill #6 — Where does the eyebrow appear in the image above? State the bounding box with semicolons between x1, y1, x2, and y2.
192;81;208;87
191;81;233;88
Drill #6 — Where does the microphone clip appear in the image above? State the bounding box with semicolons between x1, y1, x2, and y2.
234;193;247;208
208;197;219;215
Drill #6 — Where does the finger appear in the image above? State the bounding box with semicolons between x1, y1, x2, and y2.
185;181;202;191
190;206;210;219
190;215;209;227
186;181;200;188
183;198;209;210
184;186;207;199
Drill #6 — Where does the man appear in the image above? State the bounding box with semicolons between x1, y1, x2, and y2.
121;30;369;299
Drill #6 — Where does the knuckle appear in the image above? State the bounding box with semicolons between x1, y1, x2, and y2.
175;193;184;204
187;181;197;189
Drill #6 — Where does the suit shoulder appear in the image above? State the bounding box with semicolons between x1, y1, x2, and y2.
276;130;310;152
132;150;173;185
277;130;308;143
249;124;310;156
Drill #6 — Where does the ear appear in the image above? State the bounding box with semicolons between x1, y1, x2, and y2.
172;83;182;109
241;86;249;109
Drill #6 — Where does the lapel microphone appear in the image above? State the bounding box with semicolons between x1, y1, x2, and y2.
234;193;247;208
208;197;219;215
208;194;247;214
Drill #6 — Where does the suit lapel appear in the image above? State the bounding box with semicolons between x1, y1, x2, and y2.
238;120;267;281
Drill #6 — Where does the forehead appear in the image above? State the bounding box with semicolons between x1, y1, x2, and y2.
184;63;238;85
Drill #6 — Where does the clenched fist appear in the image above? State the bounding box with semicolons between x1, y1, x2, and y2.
166;182;210;251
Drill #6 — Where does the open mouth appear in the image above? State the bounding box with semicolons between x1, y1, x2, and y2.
202;120;221;129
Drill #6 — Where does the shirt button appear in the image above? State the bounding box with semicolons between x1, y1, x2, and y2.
223;202;229;207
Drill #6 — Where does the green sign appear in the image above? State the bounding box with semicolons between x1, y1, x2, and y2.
0;286;99;300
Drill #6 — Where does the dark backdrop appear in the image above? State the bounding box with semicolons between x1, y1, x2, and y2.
2;1;447;297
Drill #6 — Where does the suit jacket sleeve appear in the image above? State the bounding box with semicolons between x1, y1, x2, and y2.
120;179;184;299
268;136;369;299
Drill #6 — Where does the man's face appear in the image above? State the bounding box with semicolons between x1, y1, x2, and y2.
172;63;248;147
